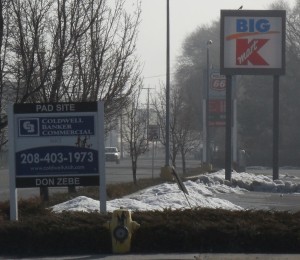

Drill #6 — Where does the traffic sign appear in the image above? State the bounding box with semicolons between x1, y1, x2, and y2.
148;125;160;141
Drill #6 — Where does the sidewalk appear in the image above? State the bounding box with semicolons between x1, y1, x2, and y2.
5;253;300;259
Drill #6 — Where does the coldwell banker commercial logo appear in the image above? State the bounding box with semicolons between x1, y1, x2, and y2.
18;116;94;137
221;10;285;75
19;118;39;137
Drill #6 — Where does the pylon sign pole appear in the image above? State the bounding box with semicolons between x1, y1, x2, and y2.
273;75;280;180
225;75;232;181
220;10;286;181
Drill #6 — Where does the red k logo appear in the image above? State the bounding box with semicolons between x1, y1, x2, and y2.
236;39;269;65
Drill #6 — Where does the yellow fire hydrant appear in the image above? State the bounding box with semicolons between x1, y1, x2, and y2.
104;208;140;254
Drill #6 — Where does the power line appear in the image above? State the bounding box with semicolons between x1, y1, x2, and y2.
143;72;175;80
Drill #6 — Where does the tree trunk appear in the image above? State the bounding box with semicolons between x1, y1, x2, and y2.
68;186;76;193
132;159;137;184
171;149;176;167
40;187;49;201
181;149;186;175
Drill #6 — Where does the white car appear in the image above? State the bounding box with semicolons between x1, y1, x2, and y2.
105;147;120;164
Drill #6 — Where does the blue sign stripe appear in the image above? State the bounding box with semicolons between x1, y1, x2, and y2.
18;116;95;137
16;146;99;176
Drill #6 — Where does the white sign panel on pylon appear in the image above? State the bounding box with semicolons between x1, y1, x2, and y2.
220;10;286;75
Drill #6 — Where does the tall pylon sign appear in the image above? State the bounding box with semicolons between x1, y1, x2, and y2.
220;10;286;180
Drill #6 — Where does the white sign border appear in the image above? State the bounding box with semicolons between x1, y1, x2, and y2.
8;101;107;220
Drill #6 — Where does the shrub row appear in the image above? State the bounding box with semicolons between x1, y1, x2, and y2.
1;203;300;256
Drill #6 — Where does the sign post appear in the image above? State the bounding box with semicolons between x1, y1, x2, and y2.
220;10;286;181
148;125;160;179
9;101;106;220
273;75;280;180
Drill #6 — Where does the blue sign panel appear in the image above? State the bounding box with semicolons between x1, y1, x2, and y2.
12;102;103;188
18;116;94;137
16;146;98;176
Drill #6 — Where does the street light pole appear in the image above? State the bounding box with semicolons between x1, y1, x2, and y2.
205;40;213;166
160;0;172;180
165;0;170;167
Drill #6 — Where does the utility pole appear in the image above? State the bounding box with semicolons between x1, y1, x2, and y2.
160;0;172;180
120;112;124;159
165;0;170;167
142;87;154;145
203;40;213;167
205;40;213;166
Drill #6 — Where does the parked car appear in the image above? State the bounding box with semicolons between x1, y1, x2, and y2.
105;147;120;164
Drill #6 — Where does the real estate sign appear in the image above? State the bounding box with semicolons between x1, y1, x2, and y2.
9;102;105;188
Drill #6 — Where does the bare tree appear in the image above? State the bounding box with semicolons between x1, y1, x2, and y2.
0;0;10;150
175;103;201;174
122;85;148;184
3;0;141;123
153;83;200;172
153;83;179;167
1;0;142;198
71;0;141;132
286;0;300;64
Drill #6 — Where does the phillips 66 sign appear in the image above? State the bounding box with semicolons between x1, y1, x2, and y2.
220;10;286;75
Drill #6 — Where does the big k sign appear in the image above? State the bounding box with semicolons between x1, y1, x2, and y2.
220;10;286;75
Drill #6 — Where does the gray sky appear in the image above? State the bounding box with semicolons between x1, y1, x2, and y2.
127;0;295;101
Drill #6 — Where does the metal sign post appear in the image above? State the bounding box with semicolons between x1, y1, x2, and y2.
98;101;107;213
225;75;232;181
273;75;280;180
8;105;17;220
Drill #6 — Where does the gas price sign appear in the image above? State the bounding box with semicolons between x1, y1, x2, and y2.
9;102;104;188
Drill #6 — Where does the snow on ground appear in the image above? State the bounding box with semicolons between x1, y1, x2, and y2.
51;170;300;213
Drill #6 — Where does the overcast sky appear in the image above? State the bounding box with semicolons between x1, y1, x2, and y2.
127;0;295;101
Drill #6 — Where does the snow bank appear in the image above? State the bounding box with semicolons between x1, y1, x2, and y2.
51;170;300;213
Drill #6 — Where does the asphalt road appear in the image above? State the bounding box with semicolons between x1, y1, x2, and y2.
0;157;201;201
1;158;300;213
215;191;300;212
